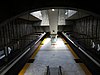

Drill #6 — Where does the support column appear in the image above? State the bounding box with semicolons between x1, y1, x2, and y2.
48;9;58;44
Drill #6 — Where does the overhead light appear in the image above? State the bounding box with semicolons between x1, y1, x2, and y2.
52;9;55;11
65;10;68;15
65;12;68;15
30;11;42;20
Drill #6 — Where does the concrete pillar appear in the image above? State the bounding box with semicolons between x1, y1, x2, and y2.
48;9;58;43
48;9;58;44
48;9;58;35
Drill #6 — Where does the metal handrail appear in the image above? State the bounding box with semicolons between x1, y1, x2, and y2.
0;32;46;75
62;32;100;67
46;66;50;75
58;66;62;75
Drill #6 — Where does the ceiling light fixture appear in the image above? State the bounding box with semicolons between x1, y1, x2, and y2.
65;10;68;15
52;9;55;11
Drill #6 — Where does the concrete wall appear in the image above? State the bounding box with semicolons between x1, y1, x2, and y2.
32;26;49;32
58;25;73;32
0;18;42;58
48;9;58;34
72;16;100;54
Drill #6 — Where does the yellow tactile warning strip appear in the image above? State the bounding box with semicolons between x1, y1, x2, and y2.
18;38;46;75
41;38;46;45
18;63;30;75
30;45;42;59
62;38;79;59
62;38;92;75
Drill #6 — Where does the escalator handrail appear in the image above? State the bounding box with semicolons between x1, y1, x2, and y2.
0;32;46;75
62;32;100;67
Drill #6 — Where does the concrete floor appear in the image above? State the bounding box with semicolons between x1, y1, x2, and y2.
24;38;86;75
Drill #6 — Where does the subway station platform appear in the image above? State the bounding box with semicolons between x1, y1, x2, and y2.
19;37;91;75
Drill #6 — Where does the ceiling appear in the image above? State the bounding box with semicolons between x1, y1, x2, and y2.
19;9;89;26
0;0;100;24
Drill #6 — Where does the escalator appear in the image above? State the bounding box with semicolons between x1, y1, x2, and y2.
46;66;63;75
